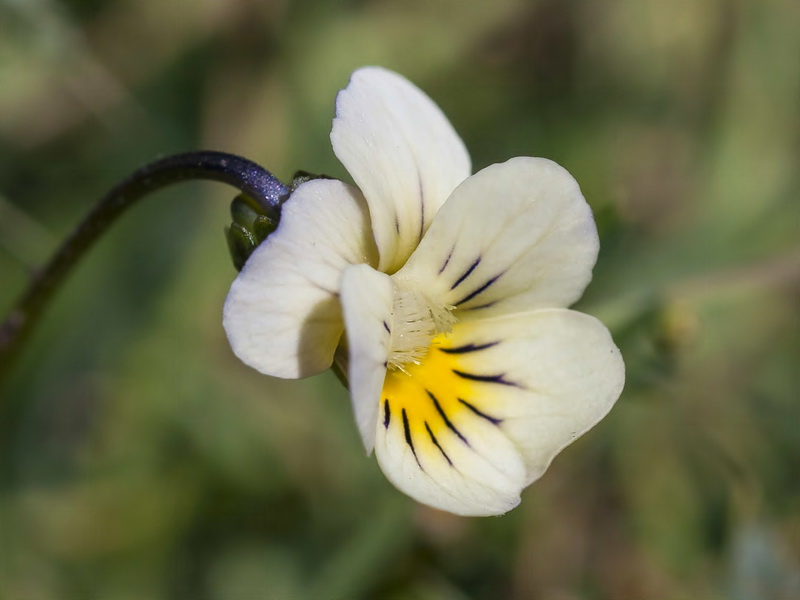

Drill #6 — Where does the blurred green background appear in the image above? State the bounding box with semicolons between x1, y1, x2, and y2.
1;0;798;598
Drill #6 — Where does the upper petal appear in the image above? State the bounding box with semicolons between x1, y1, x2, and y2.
395;157;599;318
331;66;471;274
223;179;378;379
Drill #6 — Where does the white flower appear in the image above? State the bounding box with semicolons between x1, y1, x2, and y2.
223;67;625;516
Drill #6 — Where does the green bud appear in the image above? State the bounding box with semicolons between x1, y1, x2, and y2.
224;175;333;271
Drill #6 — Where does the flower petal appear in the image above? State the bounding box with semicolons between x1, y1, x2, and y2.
223;179;377;379
339;264;394;453
431;308;624;484
375;345;528;516
339;264;530;515
371;306;623;516
331;66;471;274
395;157;599;318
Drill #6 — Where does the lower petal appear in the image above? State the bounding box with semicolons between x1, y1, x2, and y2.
375;332;528;516
373;308;623;515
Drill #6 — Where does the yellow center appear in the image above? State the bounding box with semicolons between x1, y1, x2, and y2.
380;283;505;463
384;334;475;432
380;332;506;465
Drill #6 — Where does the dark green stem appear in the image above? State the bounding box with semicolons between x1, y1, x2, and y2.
0;151;288;383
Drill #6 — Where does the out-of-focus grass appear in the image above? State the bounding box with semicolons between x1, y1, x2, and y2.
1;0;798;598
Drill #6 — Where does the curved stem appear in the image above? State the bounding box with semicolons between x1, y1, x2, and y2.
0;151;288;382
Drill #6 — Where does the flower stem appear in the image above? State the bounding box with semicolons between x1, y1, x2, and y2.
0;151;288;383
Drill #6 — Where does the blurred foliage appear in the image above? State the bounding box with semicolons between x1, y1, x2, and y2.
1;0;798;598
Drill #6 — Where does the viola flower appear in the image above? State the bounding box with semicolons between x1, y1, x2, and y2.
223;67;624;516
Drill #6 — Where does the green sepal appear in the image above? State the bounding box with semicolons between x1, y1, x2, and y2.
253;214;278;241
225;222;257;272
225;193;280;271
289;170;333;193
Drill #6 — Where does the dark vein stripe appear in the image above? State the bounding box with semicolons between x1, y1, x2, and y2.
382;320;390;334
450;257;481;290
438;246;454;274
453;273;502;306
383;399;391;429
460;300;498;312
452;369;518;387
426;390;469;445
425;422;453;466
458;398;503;425
401;408;421;467
439;341;499;354
394;214;401;233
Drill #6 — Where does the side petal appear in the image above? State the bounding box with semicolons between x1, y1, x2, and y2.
339;264;394;453
431;308;625;485
331;66;471;274
223;179;377;379
395;157;599;318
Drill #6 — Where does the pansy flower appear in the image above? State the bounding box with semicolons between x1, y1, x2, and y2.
224;67;624;516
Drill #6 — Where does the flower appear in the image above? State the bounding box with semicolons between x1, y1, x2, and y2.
223;66;625;516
